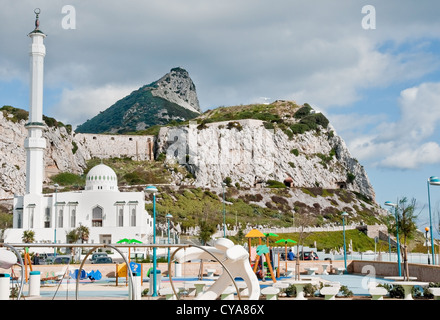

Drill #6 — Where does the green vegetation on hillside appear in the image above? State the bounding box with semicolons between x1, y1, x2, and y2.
196;101;330;140
75;89;199;134
1;105;72;133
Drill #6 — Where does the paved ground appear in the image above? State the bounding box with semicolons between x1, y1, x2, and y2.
9;273;432;301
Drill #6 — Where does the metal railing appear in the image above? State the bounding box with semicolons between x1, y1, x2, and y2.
0;243;239;300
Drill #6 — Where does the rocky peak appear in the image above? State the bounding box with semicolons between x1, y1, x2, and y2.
151;67;200;114
75;67;200;134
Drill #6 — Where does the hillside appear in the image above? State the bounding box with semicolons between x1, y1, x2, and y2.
75;67;200;134
0;100;387;235
47;157;385;234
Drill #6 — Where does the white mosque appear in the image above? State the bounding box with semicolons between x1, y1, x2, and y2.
3;10;153;246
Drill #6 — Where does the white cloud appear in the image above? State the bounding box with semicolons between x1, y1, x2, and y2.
345;82;440;169
378;142;440;169
289;37;437;110
52;84;136;128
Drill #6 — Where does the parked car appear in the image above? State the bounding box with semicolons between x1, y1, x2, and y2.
48;255;72;264
38;253;55;265
299;251;319;260
89;252;108;263
92;256;113;264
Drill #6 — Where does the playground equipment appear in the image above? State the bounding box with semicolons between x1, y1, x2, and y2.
170;238;260;300
1;242;248;300
116;262;143;286
245;229;277;282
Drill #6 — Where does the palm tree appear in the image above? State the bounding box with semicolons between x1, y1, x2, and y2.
67;224;90;261
22;230;35;243
76;223;90;243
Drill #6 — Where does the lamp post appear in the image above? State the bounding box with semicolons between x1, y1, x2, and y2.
385;201;402;277
427;176;439;265
222;182;226;237
425;227;431;265
341;212;348;273
53;183;59;256
145;185;158;297
166;213;173;264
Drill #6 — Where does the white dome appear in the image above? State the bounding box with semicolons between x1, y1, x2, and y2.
85;164;118;191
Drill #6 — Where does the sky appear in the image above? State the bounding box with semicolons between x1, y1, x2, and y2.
2;1;440;237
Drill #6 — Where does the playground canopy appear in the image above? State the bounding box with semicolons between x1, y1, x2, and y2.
275;238;297;275
245;229;265;238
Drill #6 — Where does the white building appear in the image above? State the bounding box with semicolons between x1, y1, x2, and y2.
4;10;153;246
6;163;153;245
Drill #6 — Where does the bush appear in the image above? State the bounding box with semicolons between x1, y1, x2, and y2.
51;172;84;186
227;121;243;131
347;172;356;184
266;180;286;188
290;123;309;134
294;105;313;119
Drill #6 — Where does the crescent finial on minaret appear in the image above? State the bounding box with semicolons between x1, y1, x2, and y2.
34;8;41;30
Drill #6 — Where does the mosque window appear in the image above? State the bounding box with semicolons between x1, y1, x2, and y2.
71;208;76;228
58;209;63;228
92;206;103;227
44;208;51;228
130;208;136;227
118;208;124;227
29;207;34;229
17;209;23;228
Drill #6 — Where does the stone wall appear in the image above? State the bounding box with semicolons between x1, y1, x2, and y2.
74;133;155;162
351;260;440;282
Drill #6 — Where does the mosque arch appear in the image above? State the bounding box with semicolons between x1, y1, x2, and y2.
92;205;103;227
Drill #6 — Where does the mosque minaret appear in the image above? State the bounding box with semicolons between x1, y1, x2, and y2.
25;8;46;195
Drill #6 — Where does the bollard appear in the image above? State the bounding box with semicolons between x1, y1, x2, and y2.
129;272;141;300
29;271;41;297
0;273;10;300
175;262;182;277
148;272;161;296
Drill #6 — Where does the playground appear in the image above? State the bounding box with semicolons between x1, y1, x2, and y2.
1;235;440;301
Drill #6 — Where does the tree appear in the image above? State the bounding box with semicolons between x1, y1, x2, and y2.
0;208;12;242
22;230;35;243
391;197;420;280
77;224;90;243
67;224;90;260
197;202;219;245
293;212;317;280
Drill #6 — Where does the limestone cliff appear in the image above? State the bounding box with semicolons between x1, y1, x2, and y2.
0;110;86;199
0;100;377;224
156;101;375;201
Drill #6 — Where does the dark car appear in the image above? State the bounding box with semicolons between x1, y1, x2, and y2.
92;256;113;264
299;251;319;260
48;255;72;264
89;252;108;263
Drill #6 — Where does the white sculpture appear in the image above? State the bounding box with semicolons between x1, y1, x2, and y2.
173;238;260;300
0;249;17;269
